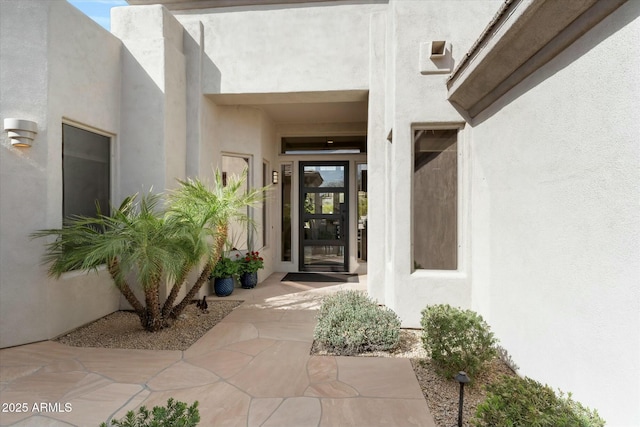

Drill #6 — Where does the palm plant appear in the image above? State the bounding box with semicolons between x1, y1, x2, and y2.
165;169;266;319
32;194;190;331
33;169;267;331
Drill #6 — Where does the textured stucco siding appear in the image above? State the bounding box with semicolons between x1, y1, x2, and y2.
368;0;501;325
174;2;387;95
0;0;122;348
469;2;640;424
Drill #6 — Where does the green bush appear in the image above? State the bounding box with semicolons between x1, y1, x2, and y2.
473;375;605;427
100;398;200;427
420;304;496;378
314;290;401;355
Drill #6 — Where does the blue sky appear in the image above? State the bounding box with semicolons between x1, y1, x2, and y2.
67;0;129;30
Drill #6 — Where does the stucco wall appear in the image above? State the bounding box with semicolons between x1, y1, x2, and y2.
174;2;387;95
203;103;278;282
368;0;501;325
0;0;122;348
112;5;187;198
469;2;640;424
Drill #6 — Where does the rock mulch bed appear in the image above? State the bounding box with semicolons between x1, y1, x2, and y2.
55;300;242;351
411;357;517;427
311;329;517;427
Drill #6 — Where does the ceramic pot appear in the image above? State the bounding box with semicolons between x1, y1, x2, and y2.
240;272;258;289
213;277;234;297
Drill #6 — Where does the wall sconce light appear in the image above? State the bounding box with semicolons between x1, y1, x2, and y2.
4;118;38;147
455;371;470;427
272;170;279;184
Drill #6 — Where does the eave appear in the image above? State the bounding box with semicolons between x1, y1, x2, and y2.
447;0;628;118
126;0;376;10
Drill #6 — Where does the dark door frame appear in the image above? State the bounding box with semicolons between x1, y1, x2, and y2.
298;161;349;272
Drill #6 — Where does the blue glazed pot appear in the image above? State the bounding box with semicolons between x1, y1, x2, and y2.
214;277;234;297
240;272;258;289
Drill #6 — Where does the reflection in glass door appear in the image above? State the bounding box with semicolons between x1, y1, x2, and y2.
299;162;349;271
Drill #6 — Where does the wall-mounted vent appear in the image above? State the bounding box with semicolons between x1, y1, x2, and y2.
430;41;447;58
419;40;453;75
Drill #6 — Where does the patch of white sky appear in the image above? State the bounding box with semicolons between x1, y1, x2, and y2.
66;0;129;31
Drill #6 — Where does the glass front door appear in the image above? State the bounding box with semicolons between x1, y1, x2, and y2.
299;162;349;271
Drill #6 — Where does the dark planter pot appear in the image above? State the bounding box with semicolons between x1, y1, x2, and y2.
213;277;234;297
240;272;258;289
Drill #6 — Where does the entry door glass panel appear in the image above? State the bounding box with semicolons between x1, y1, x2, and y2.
303;192;345;215
303;165;345;188
299;162;349;271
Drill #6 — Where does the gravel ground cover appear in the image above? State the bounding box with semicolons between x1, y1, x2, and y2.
312;329;517;427
55;300;242;351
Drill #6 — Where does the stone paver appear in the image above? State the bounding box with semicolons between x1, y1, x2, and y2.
0;273;435;427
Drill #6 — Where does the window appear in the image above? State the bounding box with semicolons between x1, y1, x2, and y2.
281;136;366;154
62;124;110;219
281;163;292;261
413;129;458;270
262;161;268;249
222;155;251;249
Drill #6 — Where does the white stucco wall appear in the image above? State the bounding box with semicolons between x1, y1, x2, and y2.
203;103;278;281
112;5;187;197
368;0;501;324
469;2;640;424
174;2;387;95
0;0;122;348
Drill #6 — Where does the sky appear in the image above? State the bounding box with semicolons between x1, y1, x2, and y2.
67;0;129;30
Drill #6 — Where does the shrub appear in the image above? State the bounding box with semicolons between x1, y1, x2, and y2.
473;375;605;427
420;304;496;378
100;398;200;427
314;290;401;355
495;344;519;374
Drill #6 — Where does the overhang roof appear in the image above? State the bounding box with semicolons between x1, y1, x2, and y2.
126;0;376;10
447;0;628;118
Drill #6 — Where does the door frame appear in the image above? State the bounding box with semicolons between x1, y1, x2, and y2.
298;161;350;272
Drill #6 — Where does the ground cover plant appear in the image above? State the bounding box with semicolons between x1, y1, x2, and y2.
313;290;401;355
33;169;267;332
421;304;497;378
473;375;605;427
100;398;199;427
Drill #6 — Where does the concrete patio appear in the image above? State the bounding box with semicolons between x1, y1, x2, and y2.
0;273;435;427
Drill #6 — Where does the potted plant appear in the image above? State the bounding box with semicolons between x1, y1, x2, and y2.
210;256;239;297
236;251;264;289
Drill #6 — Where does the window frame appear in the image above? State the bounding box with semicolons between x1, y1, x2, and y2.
411;124;463;272
221;153;253;250
62;121;114;221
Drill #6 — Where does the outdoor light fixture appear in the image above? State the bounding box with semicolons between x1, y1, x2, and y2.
4;118;37;147
455;371;470;427
272;170;279;184
326;139;334;144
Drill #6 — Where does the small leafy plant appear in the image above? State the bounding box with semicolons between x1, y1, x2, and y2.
100;398;200;427
314;290;401;355
210;256;239;279
495;344;519;374
473;375;605;427
236;251;264;274
420;304;497;378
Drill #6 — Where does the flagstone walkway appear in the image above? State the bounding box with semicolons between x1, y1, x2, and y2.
0;273;435;427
